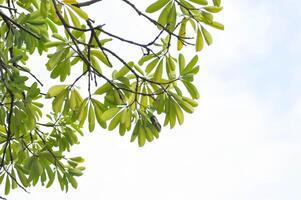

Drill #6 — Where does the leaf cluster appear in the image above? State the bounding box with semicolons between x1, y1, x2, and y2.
0;0;223;196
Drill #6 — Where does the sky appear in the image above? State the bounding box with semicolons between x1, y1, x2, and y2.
7;0;301;199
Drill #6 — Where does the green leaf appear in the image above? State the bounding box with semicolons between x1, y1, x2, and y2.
5;175;10;195
145;126;154;142
68;8;81;28
140;87;148;108
154;59;164;81
201;26;213;45
178;53;186;75
146;58;160;74
157;1;173;29
133;64;145;75
92;99;107;128
146;0;170;13
88;104;95;132
57;171;64;191
167;3;177;31
174;101;184;125
138;125;146;147
169;99;176;128
52;89;67;113
114;62;133;79
70;157;85;163
11;169;17;189
78;99;88;127
0;174;5;185
196;27;204;52
183;81;200;99
102;107;121;121
166;56;176;79
119;123;126;136
91;50;111;67
210;21;224;30
183;96;199;107
130;120;140;142
46;85;67;98
46;49;67;70
178;99;194;113
67;175;78;189
94;83;111;95
40;0;49;18
46;166;55;188
17;169;29;187
177;19;187;50
30;157;43;180
69;5;89;20
138;54;154;65
213;0;221;7
120;109;127;124
124;109;132;130
70;89;78;110
68;169;83;177
188;0;208;5
108;111;122;131
44;41;66;48
203;6;223;13
183;55;198;74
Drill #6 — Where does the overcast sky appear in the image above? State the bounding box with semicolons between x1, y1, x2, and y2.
8;0;301;199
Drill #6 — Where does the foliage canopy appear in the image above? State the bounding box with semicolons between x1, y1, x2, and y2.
0;0;223;197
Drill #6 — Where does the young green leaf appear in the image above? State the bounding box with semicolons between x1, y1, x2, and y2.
17;168;29;187
68;8;81;28
91;50;111;67
46;85;67;98
183;55;198;74
52;89;67;113
178;100;194;113
210;21;224;30
178;53;186;75
188;0;208;5
177;19;187;50
169;99;177;128
108;111;122;131
201;26;213;45
167;3;177;31
102;107;121;121
154;59;164;81
174;101;184;125
146;58;159;74
138;126;146;147
183;82;200;99
78;99;88;127
146;0;170;13
88;104;95;132
196;27;204;52
67;175;78;189
94;83;111;95
213;0;221;7
157;1;173;29
69;5;89;20
5;175;10;195
203;6;223;13
92;100;107;128
145;127;154;142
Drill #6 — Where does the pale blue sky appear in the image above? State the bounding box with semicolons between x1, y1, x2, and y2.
7;0;301;199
